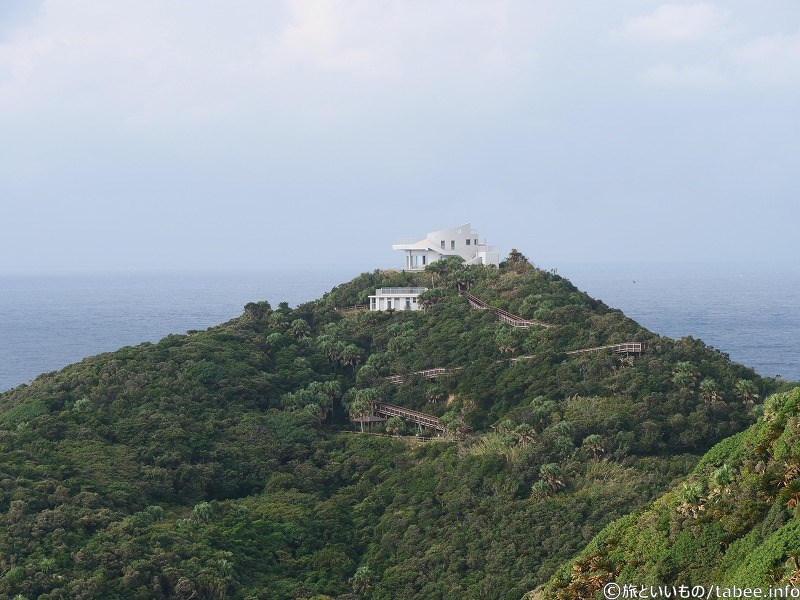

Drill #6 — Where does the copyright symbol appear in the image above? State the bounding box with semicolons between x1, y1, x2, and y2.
604;583;622;599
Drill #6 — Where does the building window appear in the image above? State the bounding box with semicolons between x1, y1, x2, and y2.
451;240;455;250
440;240;445;249
387;299;392;310
466;239;471;245
422;255;427;265
405;299;411;310
474;238;478;245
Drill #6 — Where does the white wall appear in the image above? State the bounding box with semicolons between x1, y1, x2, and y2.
395;223;500;269
368;293;423;311
424;223;480;263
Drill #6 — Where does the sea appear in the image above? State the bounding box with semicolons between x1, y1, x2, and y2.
0;263;798;393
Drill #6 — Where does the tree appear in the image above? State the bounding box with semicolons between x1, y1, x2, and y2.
243;300;271;321
515;424;535;447
582;434;604;462
454;267;476;292
348;398;372;433
289;319;311;339
496;328;518;355
699;378;723;403
351;565;373;596
385;417;404;436
501;248;529;268
672;361;699;391
318;337;346;366
496;419;515;435
734;379;759;407
530;480;550;500
417;288;448;308
349;388;379;432
426;386;447;405
340;344;362;370
539;463;566;491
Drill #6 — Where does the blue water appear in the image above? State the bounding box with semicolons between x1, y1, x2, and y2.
0;268;364;392
554;263;800;382
0;263;798;392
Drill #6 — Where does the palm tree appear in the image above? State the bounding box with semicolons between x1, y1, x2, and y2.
318;337;346;366
289;319;311;339
496;329;517;355
699;378;723;403
349;388;379;432
539;463;565;491
348;398;372;433
351;565;373;596
710;464;734;494
672;361;699;391
496;419;515;435
734;379;759;407
530;480;550;500
514;423;535;447
454;267;476;292
677;481;705;517
355;387;380;404
582;434;604;462
340;344;362;370
385;416;404;436
425;259;450;288
426;386;447;405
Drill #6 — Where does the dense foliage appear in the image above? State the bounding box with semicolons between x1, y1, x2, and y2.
532;386;800;599
0;257;772;599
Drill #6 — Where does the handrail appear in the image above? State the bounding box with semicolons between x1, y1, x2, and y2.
463;293;553;329
372;402;472;434
383;366;463;385
336;304;368;314
349;401;469;435
507;342;648;363
565;342;647;355
374;287;428;296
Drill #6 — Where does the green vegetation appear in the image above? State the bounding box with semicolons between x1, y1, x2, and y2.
532;387;800;599
0;256;773;599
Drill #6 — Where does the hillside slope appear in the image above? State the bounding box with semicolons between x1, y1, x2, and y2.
0;257;771;599
531;386;800;599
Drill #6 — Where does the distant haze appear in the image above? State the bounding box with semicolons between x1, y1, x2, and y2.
1;1;799;271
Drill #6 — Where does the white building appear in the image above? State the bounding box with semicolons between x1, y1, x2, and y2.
392;223;500;271
369;287;428;311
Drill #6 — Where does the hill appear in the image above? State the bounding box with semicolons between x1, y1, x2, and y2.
531;386;800;598
0;256;771;599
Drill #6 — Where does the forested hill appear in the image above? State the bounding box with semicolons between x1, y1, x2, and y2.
0;255;772;599
530;386;800;599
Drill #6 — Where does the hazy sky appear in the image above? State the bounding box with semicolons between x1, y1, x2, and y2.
1;1;798;271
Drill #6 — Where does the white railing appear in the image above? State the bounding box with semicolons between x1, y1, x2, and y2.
374;287;428;296
565;342;647;355
383;366;462;385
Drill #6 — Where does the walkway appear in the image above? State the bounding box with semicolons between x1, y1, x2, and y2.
463;292;552;328
383;366;463;385
351;402;472;436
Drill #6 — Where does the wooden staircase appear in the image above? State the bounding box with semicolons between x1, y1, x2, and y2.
383;366;463;385
463;293;552;328
351;402;470;436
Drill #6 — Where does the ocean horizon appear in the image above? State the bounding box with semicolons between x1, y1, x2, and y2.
1;262;798;392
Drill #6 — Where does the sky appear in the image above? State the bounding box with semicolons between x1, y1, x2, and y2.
1;1;799;271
